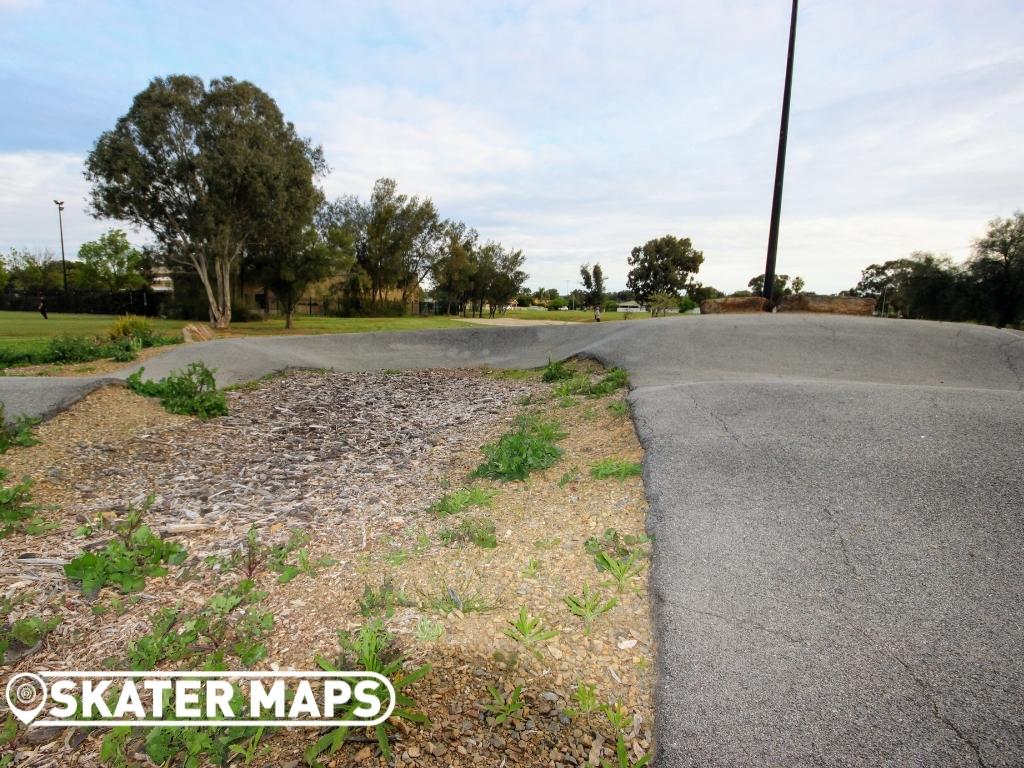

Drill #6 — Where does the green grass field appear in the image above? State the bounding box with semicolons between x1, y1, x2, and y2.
504;309;654;322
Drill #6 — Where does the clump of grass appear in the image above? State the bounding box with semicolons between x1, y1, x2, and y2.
440;516;497;549
428;487;498;517
473;414;567;481
358;578;410;618
126;361;227;419
590;458;643;481
542;357;574;382
418;579;495;615
0;403;40;454
522;558;540;578
608;400;629;417
553;367;629;398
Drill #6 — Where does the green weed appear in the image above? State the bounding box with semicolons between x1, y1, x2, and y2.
0;594;61;662
594;551;645;591
64;495;187;595
484;685;525;725
564;584;618;629
566;681;600;718
358;578;411;619
414;617;445;643
418;579;495;615
0;403;40;454
308;620;430;763
440;516;497;548
522;558;540;578
473;414;567;481
126;361;227;419
542;357;574;382
428;487;497;517
0;470;50;537
503;607;558;658
590;458;643;481
607;400;629;417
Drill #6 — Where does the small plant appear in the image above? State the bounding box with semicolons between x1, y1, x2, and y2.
48;333;103;364
542;357;574;382
591;458;643;481
558;467;579;487
603;701;634;732
503;607;558;658
473;414;567;481
566;681;600;718
553;375;592;397
126;361;228;419
602;736;651;768
126;581;272;671
64;495;187;595
418;579;494;615
564;584;618;629
428;486;498;517
358;578;410;618
484;684;525;725
553;367;629;398
608;400;629;417
534;536;561;550
0;403;40;454
440;516;497;548
0;595;62;663
414;617;445;643
522;558;540;578
584;528;651;560
308;619;430;762
594;551;645;591
276;547;336;584
0;470;49;537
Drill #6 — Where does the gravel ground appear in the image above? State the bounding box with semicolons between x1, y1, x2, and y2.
1;364;653;767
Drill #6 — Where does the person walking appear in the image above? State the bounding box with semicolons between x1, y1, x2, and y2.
37;293;48;320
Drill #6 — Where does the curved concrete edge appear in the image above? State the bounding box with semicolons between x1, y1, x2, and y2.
0;375;122;424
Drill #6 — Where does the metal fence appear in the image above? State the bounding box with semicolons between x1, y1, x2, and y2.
0;289;170;317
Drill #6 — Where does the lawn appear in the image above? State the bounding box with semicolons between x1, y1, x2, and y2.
504;308;654;322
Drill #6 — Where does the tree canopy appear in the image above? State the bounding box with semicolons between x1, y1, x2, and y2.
85;75;325;328
626;235;703;302
72;229;146;293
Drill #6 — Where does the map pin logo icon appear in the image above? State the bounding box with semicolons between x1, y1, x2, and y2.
5;673;48;725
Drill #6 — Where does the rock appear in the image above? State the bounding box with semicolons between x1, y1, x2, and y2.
181;323;216;342
700;296;769;314
407;745;421;757
777;294;875;315
541;691;560;702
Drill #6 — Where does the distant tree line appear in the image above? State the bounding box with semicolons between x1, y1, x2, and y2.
845;213;1024;327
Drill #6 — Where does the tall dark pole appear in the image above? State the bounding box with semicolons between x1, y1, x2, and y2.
54;200;68;292
763;0;798;305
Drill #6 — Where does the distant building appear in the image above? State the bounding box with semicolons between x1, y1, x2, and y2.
617;300;644;313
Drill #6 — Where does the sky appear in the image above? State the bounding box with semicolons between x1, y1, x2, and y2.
1;0;1022;295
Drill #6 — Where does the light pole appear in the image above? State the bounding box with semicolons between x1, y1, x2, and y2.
53;200;68;292
763;0;798;306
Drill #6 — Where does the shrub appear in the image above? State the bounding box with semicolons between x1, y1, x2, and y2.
126;361;228;418
473;414;567;481
107;314;153;343
47;334;104;364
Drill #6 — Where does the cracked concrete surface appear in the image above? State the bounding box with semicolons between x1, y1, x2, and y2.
2;315;1022;766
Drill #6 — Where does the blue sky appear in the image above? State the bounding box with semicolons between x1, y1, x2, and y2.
1;0;1022;294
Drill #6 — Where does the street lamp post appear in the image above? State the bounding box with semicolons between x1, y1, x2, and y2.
763;0;799;306
53;200;68;293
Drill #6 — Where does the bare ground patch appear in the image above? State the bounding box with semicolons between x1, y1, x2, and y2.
0;362;653;767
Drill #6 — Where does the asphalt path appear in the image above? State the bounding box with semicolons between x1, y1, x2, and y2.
2;314;1022;766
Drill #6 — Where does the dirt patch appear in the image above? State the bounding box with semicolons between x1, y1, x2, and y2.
0;363;653;766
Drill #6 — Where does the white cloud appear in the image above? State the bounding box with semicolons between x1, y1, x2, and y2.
0;152;141;257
